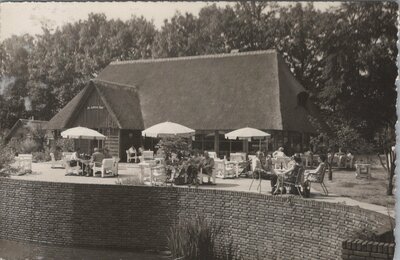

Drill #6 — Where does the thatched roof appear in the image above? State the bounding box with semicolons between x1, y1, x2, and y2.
5;119;48;141
46;81;143;130
48;50;319;133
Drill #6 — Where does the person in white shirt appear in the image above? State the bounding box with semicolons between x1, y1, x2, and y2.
70;147;81;161
272;147;286;158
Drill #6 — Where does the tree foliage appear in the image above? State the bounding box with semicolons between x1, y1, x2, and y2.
0;2;396;157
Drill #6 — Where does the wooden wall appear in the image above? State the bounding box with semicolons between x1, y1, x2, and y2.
70;90;118;129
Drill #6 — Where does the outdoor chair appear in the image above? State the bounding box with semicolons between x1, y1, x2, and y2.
17;154;33;173
93;158;115;178
199;167;216;184
282;168;305;197
151;165;168;186
355;163;371;179
230;153;247;174
61;153;80;175
50;152;65;169
304;164;328;196
214;159;236;179
140;150;154;162
208;151;218;159
138;161;157;185
126;150;138;163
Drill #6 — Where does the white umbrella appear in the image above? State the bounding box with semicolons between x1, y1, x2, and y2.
142;121;195;138
61;126;106;140
225;127;271;151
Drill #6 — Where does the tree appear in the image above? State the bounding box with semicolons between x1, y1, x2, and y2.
152;12;201;58
27;14;157;120
318;2;397;140
274;3;328;95
0;35;35;129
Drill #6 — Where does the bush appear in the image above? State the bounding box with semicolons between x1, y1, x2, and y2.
7;138;41;154
54;138;74;152
0;145;15;177
32;151;51;162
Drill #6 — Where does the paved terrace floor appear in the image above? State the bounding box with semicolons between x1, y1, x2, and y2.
10;162;394;217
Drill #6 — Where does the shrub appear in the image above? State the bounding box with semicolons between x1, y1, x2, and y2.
168;215;222;260
54;138;74;152
8;138;36;154
32;151;51;162
0;145;15;177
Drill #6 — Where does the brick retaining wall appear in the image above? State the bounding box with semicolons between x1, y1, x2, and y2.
0;178;393;259
342;239;394;259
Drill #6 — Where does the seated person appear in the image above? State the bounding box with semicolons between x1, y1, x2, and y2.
69;147;81;167
252;151;278;192
88;147;105;176
272;147;286;158
200;151;215;184
304;154;327;181
274;155;304;194
138;146;144;156
127;145;137;161
71;148;81;159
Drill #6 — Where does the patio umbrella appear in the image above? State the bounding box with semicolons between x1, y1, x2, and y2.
61;126;106;140
225;127;271;151
142;121;195;138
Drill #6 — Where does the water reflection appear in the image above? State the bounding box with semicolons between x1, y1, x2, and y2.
0;239;165;260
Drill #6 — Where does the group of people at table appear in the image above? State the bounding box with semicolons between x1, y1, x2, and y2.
65;144;326;194
252;147;327;195
66;147;113;176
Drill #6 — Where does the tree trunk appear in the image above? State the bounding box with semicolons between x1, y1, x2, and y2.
387;168;394;196
328;153;334;181
386;151;395;196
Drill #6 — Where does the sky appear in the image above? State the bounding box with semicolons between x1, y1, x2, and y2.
0;1;338;41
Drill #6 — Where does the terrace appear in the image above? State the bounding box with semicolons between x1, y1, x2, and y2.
10;161;394;217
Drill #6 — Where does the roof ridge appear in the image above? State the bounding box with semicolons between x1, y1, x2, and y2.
109;49;277;65
19;119;47;123
93;78;137;90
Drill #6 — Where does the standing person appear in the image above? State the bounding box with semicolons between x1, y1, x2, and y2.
88;147;104;177
200;151;215;184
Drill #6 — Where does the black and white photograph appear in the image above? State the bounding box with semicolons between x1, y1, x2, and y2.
0;1;397;259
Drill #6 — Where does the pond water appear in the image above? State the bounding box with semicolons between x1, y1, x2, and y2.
0;239;165;260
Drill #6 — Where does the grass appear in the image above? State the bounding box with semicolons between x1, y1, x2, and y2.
312;167;395;209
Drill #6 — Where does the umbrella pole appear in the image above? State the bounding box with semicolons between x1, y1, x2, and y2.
259;139;261;151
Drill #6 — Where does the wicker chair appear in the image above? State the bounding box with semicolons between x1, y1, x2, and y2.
304;164;328;196
282;168;305;197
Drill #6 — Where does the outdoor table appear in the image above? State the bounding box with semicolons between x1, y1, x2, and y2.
79;159;91;175
227;160;241;178
355;163;371;179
